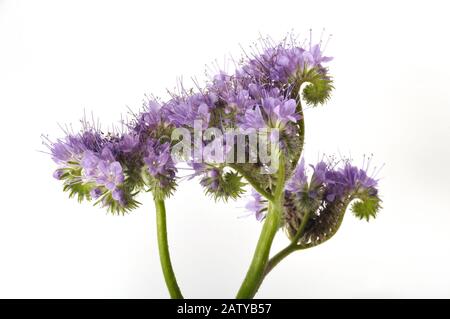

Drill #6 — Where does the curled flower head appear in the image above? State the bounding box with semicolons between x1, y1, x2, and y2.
283;157;382;243
45;32;336;215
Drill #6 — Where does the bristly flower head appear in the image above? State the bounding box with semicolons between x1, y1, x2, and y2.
45;31;336;215
196;166;246;202
43;120;141;214
143;138;177;200
282;156;382;245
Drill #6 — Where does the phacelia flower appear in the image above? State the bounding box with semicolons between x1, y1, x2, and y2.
262;96;300;128
96;161;125;191
245;190;267;221
286;158;307;192
240;43;332;83
282;157;381;244
143;139;177;199
144;140;174;177
240;106;266;130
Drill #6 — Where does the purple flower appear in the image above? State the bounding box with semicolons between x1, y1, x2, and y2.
224;89;256;114
262;97;300;128
99;147;115;162
145;100;163;125
240;41;332;84
310;161;328;188
166;94;212;129
144;139;175;177
286;158;307;192
96;161;125;190
166;100;194;127
285;157;380;206
196;103;211;128
209;72;234;97
338;164;378;193
239;106;266;130
200;168;220;191
118;134;139;153
90;188;103;199
303;44;333;67
45;33;338;213
245;190;266;221
81;151;99;171
112;188;126;206
50;142;72;164
133;99;170;137
53;169;64;180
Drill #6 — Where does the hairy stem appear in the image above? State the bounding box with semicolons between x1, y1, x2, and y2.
236;201;280;299
264;201;351;280
236;156;285;299
154;198;183;299
264;243;308;276
292;97;305;167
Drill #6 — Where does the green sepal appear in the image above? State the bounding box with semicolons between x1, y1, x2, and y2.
292;66;334;107
351;195;381;221
141;167;177;201
205;170;246;202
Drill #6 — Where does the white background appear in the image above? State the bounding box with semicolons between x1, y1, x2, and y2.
1;0;450;298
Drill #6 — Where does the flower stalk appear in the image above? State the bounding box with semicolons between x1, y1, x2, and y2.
154;197;183;299
236;154;285;299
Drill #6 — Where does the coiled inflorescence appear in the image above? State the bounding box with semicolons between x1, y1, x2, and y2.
247;157;382;246
44;32;380;240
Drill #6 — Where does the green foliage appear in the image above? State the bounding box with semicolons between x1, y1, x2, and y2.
60;166;93;202
142;168;177;201
302;68;334;107
58;165;141;214
205;170;247;202
292;66;334;107
63;181;94;203
351;195;381;221
93;189;141;215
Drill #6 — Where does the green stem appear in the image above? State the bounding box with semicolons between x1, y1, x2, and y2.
264;243;307;276
264;201;351;279
154;198;183;299
236;201;281;299
236;156;285;299
292;98;305;167
291;210;311;244
256;210;311;291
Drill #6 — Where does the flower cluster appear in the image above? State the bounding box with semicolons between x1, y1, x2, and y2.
246;156;382;245
43;32;384;299
45;34;336;213
44;122;143;213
